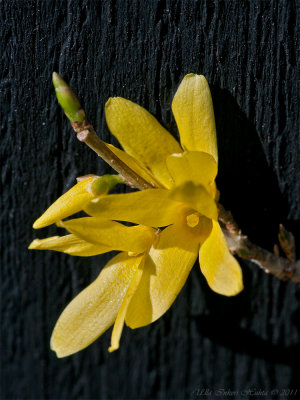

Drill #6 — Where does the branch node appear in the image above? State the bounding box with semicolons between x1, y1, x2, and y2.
278;224;296;264
219;204;300;284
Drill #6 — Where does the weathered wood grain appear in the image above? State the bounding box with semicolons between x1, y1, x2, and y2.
1;0;299;399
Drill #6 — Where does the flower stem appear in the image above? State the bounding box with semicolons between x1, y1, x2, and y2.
218;204;300;283
53;72;156;191
74;123;154;190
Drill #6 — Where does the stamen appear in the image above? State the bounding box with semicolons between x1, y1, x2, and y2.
186;213;200;228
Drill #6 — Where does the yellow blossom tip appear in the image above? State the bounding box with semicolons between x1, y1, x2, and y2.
50;330;82;358
227;281;244;297
172;73;218;161
105;97;112;107
28;239;39;249
51;348;64;358
32;220;41;229
105;97;121;108
184;72;206;80
182;73;208;85
50;337;66;358
108;345;119;353
105;97;118;111
33;217;52;229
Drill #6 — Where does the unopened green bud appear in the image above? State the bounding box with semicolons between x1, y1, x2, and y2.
52;72;86;123
89;175;124;196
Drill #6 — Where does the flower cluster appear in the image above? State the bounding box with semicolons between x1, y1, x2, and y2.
29;73;243;357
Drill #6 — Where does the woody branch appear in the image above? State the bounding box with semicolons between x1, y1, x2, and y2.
218;204;300;283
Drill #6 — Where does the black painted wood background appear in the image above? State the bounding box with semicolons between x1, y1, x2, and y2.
1;1;299;399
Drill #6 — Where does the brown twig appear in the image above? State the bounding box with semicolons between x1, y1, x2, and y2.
71;119;156;190
278;224;296;264
218;204;300;283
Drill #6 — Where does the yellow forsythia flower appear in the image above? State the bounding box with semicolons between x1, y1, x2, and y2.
83;73;243;322
30;73;243;357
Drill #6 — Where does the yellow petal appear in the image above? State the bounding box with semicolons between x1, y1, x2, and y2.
172;74;218;162
85;189;183;227
209;181;219;201
51;252;143;357
169;182;218;220
33;177;96;229
60;218;155;253
125;224;199;328
109;261;144;352
105;97;182;188
199;220;243;296
166;151;217;188
28;234;108;256
106;143;162;188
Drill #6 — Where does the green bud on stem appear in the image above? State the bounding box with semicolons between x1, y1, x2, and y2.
52;72;86;123
89;175;124;196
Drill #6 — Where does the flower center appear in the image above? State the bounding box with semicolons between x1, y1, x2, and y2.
186;212;200;228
